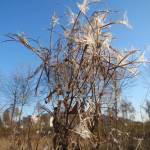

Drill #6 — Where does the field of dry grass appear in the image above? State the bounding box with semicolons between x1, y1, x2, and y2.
0;120;150;150
0;136;53;150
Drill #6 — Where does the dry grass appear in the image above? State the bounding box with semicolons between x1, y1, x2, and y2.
0;138;11;150
0;136;53;150
0;121;150;150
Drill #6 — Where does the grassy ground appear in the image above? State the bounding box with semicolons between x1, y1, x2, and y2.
0;121;150;149
0;136;53;150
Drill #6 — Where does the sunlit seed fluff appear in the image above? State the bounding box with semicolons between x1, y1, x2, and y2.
77;0;89;14
77;0;100;14
118;11;132;28
51;14;59;26
138;53;145;62
101;33;112;50
68;8;77;25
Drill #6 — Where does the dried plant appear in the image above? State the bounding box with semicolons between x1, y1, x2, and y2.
6;0;146;149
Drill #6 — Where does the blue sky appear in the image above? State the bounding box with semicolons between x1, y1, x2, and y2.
0;0;150;119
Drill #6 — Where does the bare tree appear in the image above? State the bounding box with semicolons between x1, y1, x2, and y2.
17;73;32;124
3;108;11;126
120;100;135;119
144;100;150;120
4;72;32;125
6;75;20;125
